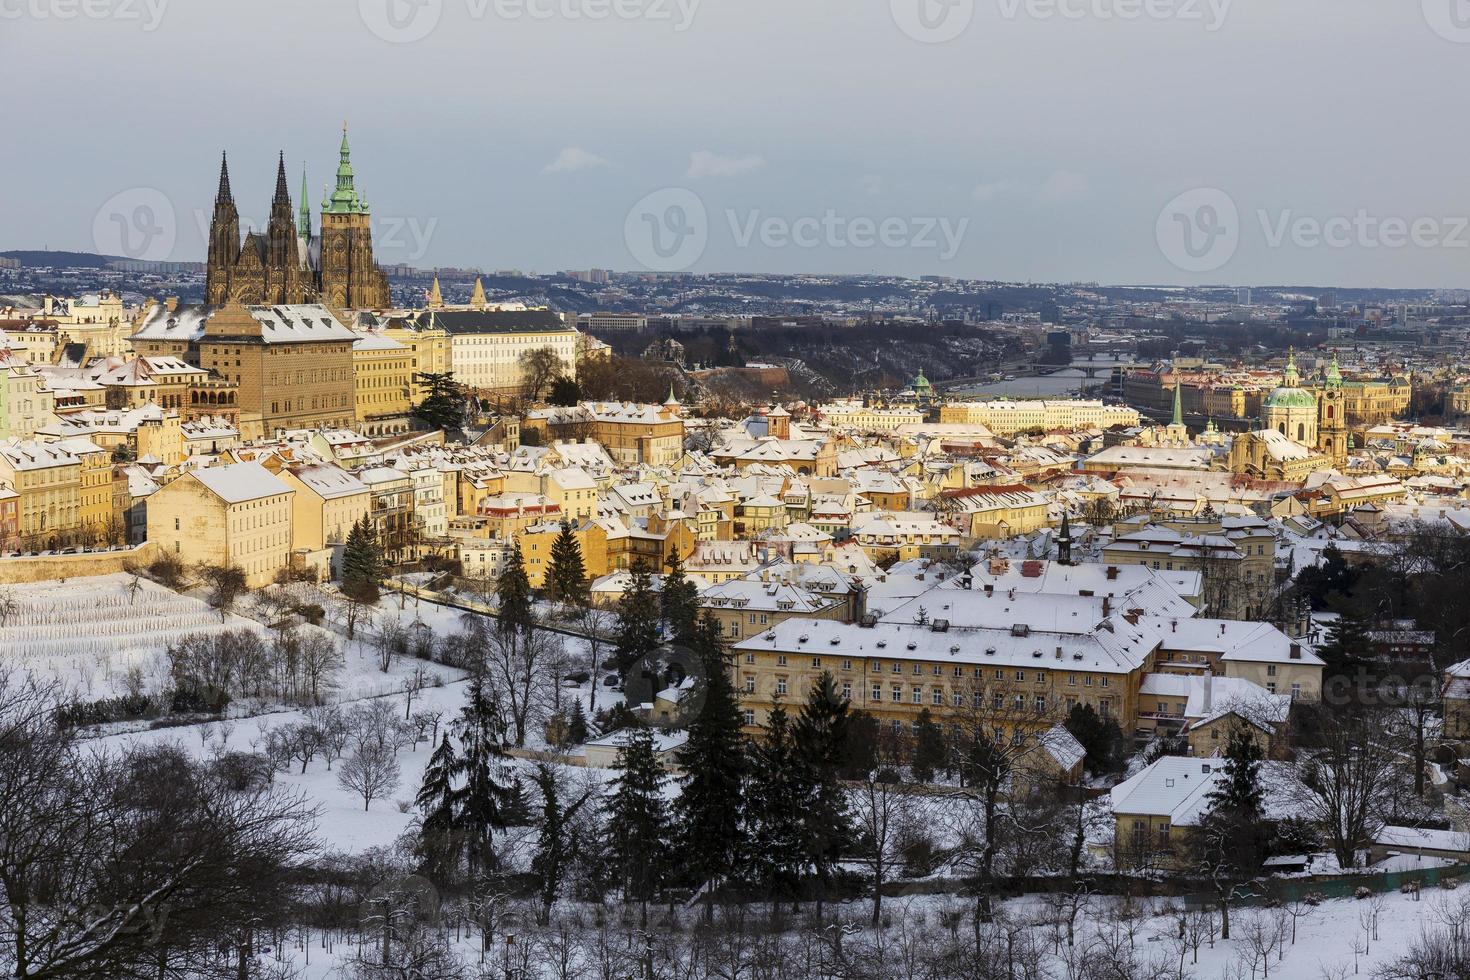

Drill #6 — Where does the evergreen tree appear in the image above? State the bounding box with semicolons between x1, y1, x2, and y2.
1063;702;1126;778
1320;601;1371;678
547;376;582;406
838;710;881;780
546;521;589;608
911;707;946;784
529;764;591;925
1207;723;1265;818
613;559;660;674
341;517;383;602
567;699;590;745
415;733;460;882
659;547;700;642
604;725;670;925
746;702;805;912
674;613;748;921
495;546;535;635
449;675;515;876
792;671;853;913
410;371;467;432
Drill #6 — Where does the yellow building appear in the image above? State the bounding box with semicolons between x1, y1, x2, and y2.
524;402;685;467
279;463;371;553
0;438;83;548
517;519;611;589
350;332;414;435
936;485;1051;539
61;438;114;544
379;315;451;400
938;399;1139;435
146;461;294;587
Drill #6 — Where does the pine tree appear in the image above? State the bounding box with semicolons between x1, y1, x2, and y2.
449;675;514;876
410;371;467;432
604;725;670;926
911;707;946;783
659;547;700;642
746;702;805;913
415;733;460;882
529;764;591;925
546;521;589;608
1207;723;1265;819
793;671;853;913
674;613;748;921
567;699;589;745
613;559;660;674
341;517;383;602
496;546;535;635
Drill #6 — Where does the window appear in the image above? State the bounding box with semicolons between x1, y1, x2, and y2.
841;682;852;701
1267;664;1277;676
777;655;787;667
1015;670;1026;681
743;710;755;726
913;664;923;675
842;659;852;671
745;653;755;664
1291;682;1302;699
891;686;902;703
811;656;821;668
911;687;922;704
871;685;882;701
776;678;788;696
932;689;943;705
744;676;755;693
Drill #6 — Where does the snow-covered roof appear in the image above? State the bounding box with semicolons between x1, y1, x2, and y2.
189;461;293;504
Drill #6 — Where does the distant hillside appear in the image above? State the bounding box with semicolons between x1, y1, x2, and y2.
0;250;127;269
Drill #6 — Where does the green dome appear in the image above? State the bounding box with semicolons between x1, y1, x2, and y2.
1263;386;1317;410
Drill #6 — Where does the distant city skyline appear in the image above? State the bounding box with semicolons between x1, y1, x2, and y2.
6;1;1470;287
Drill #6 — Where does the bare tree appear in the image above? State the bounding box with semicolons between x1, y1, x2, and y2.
1292;705;1400;868
0;588;19;628
483;619;564;748
338;745;402;811
848;728;916;927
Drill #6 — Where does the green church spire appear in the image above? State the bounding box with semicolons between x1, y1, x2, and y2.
324;122;365;214
1171;382;1183;426
298;166;311;239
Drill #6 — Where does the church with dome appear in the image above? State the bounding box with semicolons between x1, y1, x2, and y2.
1229;351;1347;480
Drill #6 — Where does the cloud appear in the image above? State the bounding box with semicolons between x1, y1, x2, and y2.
1036;170;1090;205
542;147;610;174
971;180;1014;202
686;150;766;178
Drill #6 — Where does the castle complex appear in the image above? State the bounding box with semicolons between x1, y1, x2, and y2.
204;127;390;311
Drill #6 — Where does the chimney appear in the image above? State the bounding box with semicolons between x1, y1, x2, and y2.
1171;619;1177;633
1289;643;1302;660
1106;565;1119;581
1102;596;1111;617
1202;670;1214;713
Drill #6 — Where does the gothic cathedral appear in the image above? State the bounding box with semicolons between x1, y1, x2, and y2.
204;127;391;310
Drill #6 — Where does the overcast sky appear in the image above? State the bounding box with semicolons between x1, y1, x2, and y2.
4;0;1469;287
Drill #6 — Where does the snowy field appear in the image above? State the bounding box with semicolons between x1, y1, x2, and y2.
0;574;475;710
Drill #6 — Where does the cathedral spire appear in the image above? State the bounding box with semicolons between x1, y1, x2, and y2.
1171;381;1183;427
470;276;487;310
427;276;444;309
326;123;363;214
273;151;291;205
215;151;234;206
298;166;311;239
